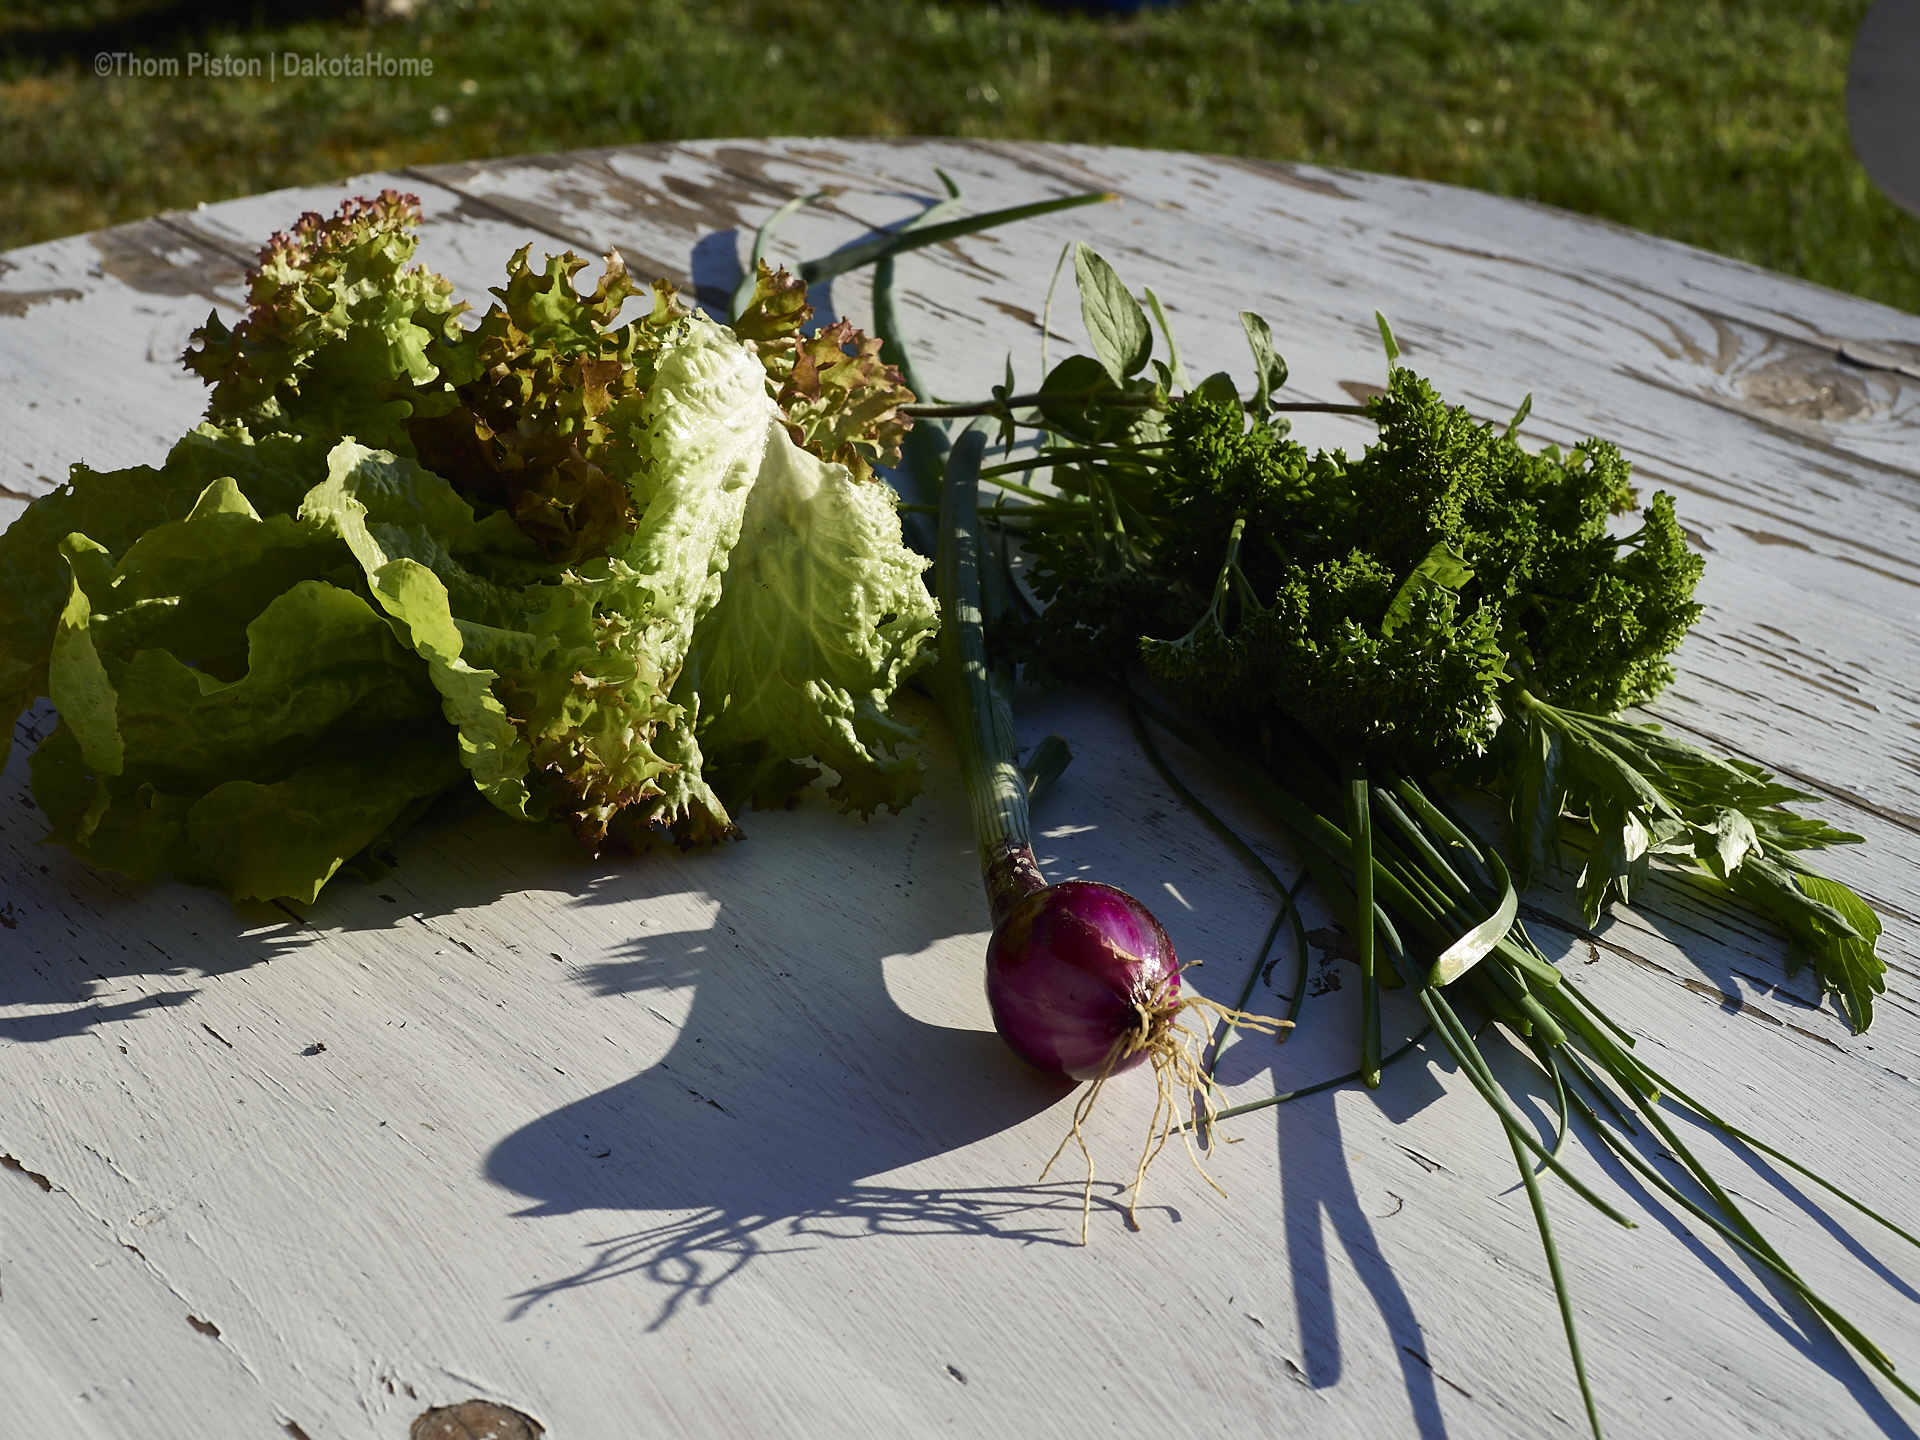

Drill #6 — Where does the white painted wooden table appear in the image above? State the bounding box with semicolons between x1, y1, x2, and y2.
4;140;1920;1440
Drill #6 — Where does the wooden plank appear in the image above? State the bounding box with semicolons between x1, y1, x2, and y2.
0;1140;293;1438
3;141;1919;1440
0;218;245;529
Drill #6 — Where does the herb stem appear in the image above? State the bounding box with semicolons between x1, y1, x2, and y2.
902;395;1370;419
1504;1115;1604;1439
1347;761;1382;1088
1559;1065;1920;1404
978;444;1166;478
800;189;1117;284
979;474;1079;503
1633;1058;1920;1249
1195;1025;1435;1125
1371;784;1474;903
1413;984;1637;1224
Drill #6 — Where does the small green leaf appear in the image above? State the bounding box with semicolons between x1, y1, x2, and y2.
1649;814;1694;855
1505;392;1533;440
1579;800;1653;925
48;544;124;782
1732;854;1860;936
1038;353;1114;399
1375;311;1401;371
997;353;1018;454
1696;806;1758;878
1240;311;1287;417
1380;541;1474;638
1726;856;1884;1031
1074;243;1152;383
730;189;832;323
1195;371;1241;408
1019;733;1073;809
1558;712;1674;822
1145;288;1191;392
1791;871;1884;1030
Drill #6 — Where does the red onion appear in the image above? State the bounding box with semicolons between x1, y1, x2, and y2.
986;879;1182;1081
930;431;1283;1236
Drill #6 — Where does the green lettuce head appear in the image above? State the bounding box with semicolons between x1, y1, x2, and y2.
0;196;937;904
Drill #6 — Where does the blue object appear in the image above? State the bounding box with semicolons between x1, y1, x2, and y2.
1037;0;1183;12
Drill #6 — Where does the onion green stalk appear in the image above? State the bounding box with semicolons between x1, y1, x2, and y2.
926;429;1047;923
925;428;1288;1240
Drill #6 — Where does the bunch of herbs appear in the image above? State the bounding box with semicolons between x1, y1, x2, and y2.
874;235;1909;1434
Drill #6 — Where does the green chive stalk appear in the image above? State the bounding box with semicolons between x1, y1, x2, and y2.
1346;760;1382;1088
1128;696;1920;1433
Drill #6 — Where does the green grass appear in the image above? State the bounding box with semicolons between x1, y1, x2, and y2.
3;0;1916;314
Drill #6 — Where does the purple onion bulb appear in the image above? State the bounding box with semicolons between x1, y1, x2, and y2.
986;879;1183;1081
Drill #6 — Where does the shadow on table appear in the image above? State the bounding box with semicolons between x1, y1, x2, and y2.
1584;1123;1920;1439
682;224;842;328
1522;1041;1920;1440
1518;850;1833;1021
486;890;1467;1440
1378;1025;1920;1440
481;904;1099;1329
1210;962;1920;1439
1203;972;1458;1440
687;228;743;317
14;707;1898;1432
0;775;589;1039
1268;1089;1456;1440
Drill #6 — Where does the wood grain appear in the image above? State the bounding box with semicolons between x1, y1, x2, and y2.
2;141;1917;1440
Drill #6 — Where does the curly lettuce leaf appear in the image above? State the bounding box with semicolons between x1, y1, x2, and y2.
731;258;811;347
405;245;689;565
728;260;914;483
485;315;775;849
775;320;915;484
183;191;468;454
684;425;937;817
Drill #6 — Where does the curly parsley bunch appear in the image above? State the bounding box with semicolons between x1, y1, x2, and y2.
1124;368;1703;770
